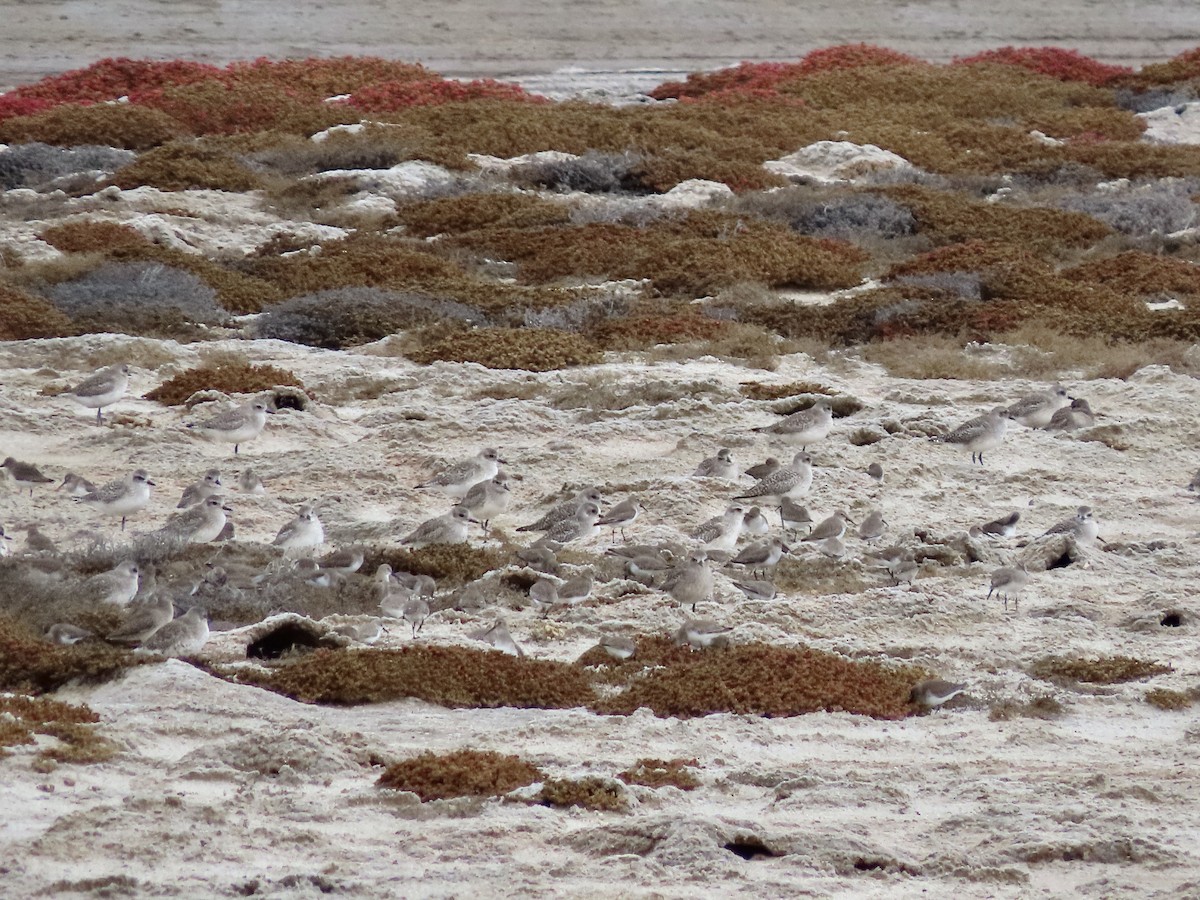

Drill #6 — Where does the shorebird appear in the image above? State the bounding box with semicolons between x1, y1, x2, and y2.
76;469;154;530
460;472;512;534
188;399;273;454
273;504;325;550
988;562;1029;610
753;399;834;450
1006;384;1071;428
690;504;746;554
1045;398;1095;431
2;458;54;496
416;448;505;499
970;511;1021;539
57;473;97;497
935;407;1012;465
76;561;140;606
536;502;600;545
177;469;222;508
64;363;130;424
857;510;886;543
107;594;174;644
160;495;232;543
598;634;637;661
1042;506;1102;548
910;679;968;709
139;607;209;657
596;497;643;542
728;537;790;579
664;550;714;612
468;618;523;656
674;618;733;650
516;487;603;533
693;448;738;479
743;457;780;480
401;506;476;547
735;452;814;524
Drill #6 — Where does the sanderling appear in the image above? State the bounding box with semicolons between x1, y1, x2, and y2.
664;550;714;612
516;545;559;574
935;407;1011;465
1006;384;1071;428
469;618;524;656
401;595;431;637
416;448;505;499
609;548;673;585
76;469;154;530
735;452;814;521
402;505;476;547
988;562;1029;609
77;560;140;606
674;617;732;650
694;448;738;479
689;504;746;554
65;363;130;425
728;536;790;579
741;506;771;536
378;577;415;616
598;634;637;661
1045;398;1095;431
743;457;780;480
317;546;364;575
537;502;600;545
139;606;209;657
161;495;232;543
516;487;603;533
238;469;266;495
394;569;437;597
731;578;776;602
187;400;273;454
814;536;847;559
857;510;886;543
557;570;594;606
596;497;643;543
23;524;57;554
753;399;833;450
57;472;97;497
2;457;54;496
780;497;813;534
910;678;968;709
529;577;559;616
970;511;1021;539
867;462;884;483
1042;506;1102;548
333;619;384;645
802;510;853;544
107;594;174;644
177;469;222;508
461;472;512;534
273;504;325;549
45;623;92;645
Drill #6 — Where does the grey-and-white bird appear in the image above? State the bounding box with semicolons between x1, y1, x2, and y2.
461;472;512;533
160;495;231;543
273;504;325;550
753;399;834;450
2;457;54;496
76;469;155;530
333;620;383;645
416;448;505;499
674;618;733;650
735;452;814;517
664;550;714;612
1045;398;1095;431
57;472;97;497
529;577;560;616
45;623;92;645
731;578;776;602
936;407;1011;465
557;570;594;606
693;448;738;479
910;678;968;709
401;505;476;547
77;560;140;606
538;502;600;545
598;634;637;661
469;618;523;656
867;462;884;483
728;536;790;578
741;506;771;536
857;510;886;542
139;606;209;657
177;469;222;508
988;562;1029;609
238;469;266;495
596;497;643;542
401;596;430;637
188;400;273;454
690;504;746;554
780;497;813;533
802;510;853;544
970;511;1020;539
743;457;780;480
23;524;57;554
65;363;130;425
1042;506;1102;548
318;547;365;575
1007;384;1071;428
516;487;603;533
0;524;11;556
107;594;174;644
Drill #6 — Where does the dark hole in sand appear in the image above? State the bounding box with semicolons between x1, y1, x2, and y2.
1161;611;1184;627
272;390;307;411
724;838;780;860
1045;551;1073;570
246;622;326;659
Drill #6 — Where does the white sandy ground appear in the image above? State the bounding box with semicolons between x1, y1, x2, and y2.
1;331;1200;897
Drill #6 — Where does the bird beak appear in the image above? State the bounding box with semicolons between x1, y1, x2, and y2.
468;516;481;524
222;505;233;513
780;543;791;553
498;457;509;464
145;479;157;486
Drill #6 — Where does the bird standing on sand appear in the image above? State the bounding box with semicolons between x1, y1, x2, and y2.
935;407;1011;465
401;506;475;547
516;487;603;533
1045;398;1094;431
970;511;1020;539
1042;506;1102;548
910;679;968;709
753;399;834;450
694;448;738;479
177;469;222;508
735;452;814;524
2;458;54;496
537;502;601;545
77;560;141;607
460;472;512;534
273;504;324;550
160;495;232;543
690;504;746;554
76;469;154;530
674;618;733;650
664;550;714;612
728;536;790;579
416;448;505;499
107;594;174;644
988;562;1029;610
1006;384;1071;428
65;363;130;425
139;607;209;657
188;400;273;454
596;497;643;543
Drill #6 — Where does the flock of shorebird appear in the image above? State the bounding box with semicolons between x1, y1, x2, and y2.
1;361;1116;708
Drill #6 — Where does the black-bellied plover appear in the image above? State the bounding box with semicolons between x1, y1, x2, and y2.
460;472;512;534
2;458;54;496
188;400;273;454
1042;506;1102;547
935;407;1011;465
753;399;834;450
177;469;222;508
76;469;154;530
76;560;140;606
401;505;475;547
65;363;130;425
416;448;505;499
693;448;738;479
735;452;813;524
273;504;325;549
161;495;232;543
516;487;603;533
536;502;600;545
1006;384;1071;428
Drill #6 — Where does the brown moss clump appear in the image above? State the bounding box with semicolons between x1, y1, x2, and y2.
225;645;597;708
538;776;627;811
0;102;186;150
404;326;602;372
586;311;731;351
596;642;919;719
377;748;543;800
108;140;264;191
988;696;1065;721
618;758;701;791
144;362;305;406
38;221;152;254
0;284;74;340
740;380;836;401
364;544;505;586
398;192;573;237
1030;655;1172;685
1144;688;1194;711
0;695;116;764
1063;252;1200;298
0;617;146;695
